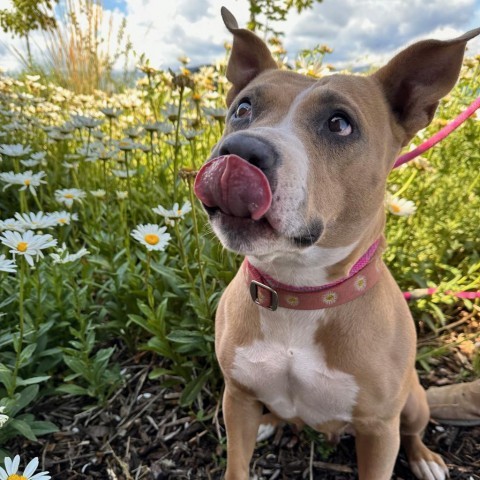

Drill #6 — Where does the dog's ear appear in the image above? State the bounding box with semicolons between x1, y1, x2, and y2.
374;28;480;145
221;7;277;106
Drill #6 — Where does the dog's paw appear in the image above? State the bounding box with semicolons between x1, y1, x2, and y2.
256;422;276;442
410;458;449;480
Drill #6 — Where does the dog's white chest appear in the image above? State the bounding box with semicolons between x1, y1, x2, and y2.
231;312;359;427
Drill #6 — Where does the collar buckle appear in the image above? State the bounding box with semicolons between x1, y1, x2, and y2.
250;280;279;311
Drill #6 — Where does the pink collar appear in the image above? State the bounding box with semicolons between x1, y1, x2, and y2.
244;240;382;311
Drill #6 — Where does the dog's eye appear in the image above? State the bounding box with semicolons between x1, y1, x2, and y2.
328;114;352;136
234;101;252;119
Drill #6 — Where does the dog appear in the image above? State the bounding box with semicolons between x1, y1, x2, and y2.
194;8;480;479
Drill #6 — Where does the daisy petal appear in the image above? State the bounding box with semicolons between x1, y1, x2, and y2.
23;457;39;477
30;472;51;480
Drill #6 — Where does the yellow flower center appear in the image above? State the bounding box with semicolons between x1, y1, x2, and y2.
58;218;67;224
7;474;27;480
17;241;28;252
391;204;401;213
24;179;31;186
144;233;159;245
177;210;182;215
64;193;74;199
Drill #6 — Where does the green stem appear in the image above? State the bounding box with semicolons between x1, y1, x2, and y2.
145;251;154;309
19;190;28;214
173;86;185;201
10;258;26;397
188;180;211;318
395;169;418;198
32;192;43;211
35;267;43;331
174;221;194;284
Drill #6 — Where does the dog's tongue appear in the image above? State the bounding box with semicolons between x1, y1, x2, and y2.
194;155;272;220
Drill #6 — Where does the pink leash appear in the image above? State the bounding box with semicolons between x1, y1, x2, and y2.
393;96;480;169
392;96;480;300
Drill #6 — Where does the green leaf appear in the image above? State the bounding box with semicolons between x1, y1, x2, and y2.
16;375;51;386
19;343;37;367
63;355;88;376
0;364;14;393
57;384;89;396
145;337;173;359
180;369;211;407
9;418;37;441
30;420;58;436
149;367;173;379
10;385;39;416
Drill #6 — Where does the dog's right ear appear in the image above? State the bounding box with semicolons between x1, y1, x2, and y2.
221;7;277;106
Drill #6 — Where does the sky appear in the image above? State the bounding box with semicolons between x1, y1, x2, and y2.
0;0;479;73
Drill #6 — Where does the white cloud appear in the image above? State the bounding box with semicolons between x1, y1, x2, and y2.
118;0;480;70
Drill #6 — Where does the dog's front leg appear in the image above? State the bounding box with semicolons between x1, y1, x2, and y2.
223;383;263;480
355;417;400;480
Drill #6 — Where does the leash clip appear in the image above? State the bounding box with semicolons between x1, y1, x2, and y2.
250;280;279;311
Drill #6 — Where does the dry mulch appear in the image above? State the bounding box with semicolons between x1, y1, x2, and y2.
9;310;480;479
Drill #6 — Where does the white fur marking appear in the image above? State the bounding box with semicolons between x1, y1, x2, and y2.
231;311;359;428
256;423;276;442
248;239;360;287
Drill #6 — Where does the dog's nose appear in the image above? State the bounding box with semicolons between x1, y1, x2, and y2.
219;134;277;172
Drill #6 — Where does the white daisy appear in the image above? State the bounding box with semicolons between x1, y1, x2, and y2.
100;107;122;119
0;218;25;232
0;406;9;427
0;455;51;480
0;170;47;195
385;194;417;217
153;201;192;226
116;191;128;200
0;254;16;273
0;230;57;267
54;188;86;208
112;169;137;178
20;159;41;167
90;189;106;198
71;114;103;129
62;161;79;170
49;211;78;226
14;212;57;230
50;243;90;264
114;138;139;151
131;224;170;251
30;152;47;164
0;143;32;157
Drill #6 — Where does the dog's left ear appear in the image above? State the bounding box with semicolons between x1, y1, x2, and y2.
221;7;277;106
374;28;480;145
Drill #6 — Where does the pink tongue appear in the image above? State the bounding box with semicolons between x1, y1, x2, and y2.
194;155;272;220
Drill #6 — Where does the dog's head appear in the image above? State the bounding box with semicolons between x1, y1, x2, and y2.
195;8;479;268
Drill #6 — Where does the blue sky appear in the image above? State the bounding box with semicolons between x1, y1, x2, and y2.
98;0;480;70
103;0;127;11
0;0;479;72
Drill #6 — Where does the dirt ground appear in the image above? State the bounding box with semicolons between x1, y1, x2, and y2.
10;310;480;479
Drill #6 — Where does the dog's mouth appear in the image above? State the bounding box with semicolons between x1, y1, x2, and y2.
194;154;323;251
194;154;273;221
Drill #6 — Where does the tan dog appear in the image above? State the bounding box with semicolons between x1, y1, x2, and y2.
194;8;480;480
